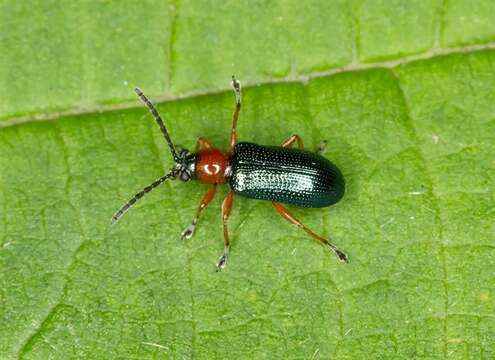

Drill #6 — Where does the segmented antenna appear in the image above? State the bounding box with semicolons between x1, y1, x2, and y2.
111;173;174;225
134;87;179;161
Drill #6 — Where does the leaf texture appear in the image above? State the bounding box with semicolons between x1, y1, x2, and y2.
0;1;494;359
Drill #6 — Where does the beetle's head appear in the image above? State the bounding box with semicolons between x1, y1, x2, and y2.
171;148;196;182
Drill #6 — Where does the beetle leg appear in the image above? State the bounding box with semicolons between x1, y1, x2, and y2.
217;191;234;270
271;202;348;263
229;76;242;152
281;134;304;149
181;185;217;240
317;140;327;155
196;137;213;152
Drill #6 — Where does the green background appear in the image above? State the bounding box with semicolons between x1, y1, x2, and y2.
1;1;494;359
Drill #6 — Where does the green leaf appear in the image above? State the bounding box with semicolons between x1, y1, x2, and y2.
1;1;495;359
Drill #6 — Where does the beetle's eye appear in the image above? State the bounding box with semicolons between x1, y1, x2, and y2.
178;148;189;158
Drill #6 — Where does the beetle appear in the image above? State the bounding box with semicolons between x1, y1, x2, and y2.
111;77;348;270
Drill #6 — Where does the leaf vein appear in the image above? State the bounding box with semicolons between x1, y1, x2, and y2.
2;44;495;129
16;126;90;358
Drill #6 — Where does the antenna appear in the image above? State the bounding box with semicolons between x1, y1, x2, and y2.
134;87;179;161
111;172;174;224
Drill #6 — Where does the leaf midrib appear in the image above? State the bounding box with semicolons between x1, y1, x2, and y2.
2;42;495;129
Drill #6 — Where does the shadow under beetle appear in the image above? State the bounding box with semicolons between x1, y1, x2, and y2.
111;77;348;270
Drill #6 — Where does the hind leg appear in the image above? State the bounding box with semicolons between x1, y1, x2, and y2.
272;202;348;263
281;134;304;149
316;140;327;155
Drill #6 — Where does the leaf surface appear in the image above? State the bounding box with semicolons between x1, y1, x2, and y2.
1;1;494;359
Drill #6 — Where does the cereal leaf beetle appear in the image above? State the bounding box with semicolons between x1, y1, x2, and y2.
111;77;348;270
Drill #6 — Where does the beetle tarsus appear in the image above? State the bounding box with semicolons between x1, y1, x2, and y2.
181;223;196;240
231;75;241;106
336;250;349;263
326;242;349;263
317;140;327;155
216;250;229;271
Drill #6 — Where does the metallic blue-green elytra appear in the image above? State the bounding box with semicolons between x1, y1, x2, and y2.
229;142;345;207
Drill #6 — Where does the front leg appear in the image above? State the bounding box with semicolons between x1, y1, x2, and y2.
196;136;213;152
217;191;234;270
181;185;217;240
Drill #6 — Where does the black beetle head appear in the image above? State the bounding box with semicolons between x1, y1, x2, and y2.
171;148;196;182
